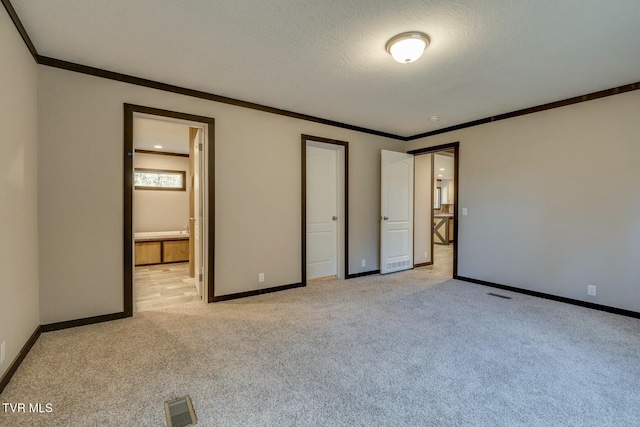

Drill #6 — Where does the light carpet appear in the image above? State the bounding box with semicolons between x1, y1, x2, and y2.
2;269;640;426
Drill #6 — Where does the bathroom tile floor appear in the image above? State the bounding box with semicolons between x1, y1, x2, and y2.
135;262;202;312
417;243;454;277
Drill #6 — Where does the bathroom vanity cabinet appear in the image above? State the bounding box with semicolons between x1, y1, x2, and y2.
134;237;189;266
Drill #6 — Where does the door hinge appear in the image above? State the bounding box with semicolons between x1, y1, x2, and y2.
198;143;203;151
198;273;203;282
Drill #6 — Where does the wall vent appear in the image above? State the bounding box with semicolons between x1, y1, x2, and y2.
387;260;411;270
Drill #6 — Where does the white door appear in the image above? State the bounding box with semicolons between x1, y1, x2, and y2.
306;144;338;280
380;150;414;274
194;128;204;296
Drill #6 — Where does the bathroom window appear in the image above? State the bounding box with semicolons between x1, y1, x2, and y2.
134;168;186;191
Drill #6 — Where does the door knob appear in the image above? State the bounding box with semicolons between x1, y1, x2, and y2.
332;216;338;221
383;216;389;221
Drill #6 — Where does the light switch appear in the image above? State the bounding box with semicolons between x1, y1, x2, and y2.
462;208;468;216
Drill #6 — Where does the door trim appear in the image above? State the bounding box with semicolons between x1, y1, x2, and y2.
124;104;215;316
301;134;349;285
408;142;459;277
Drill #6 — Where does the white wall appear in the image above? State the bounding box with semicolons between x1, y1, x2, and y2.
37;66;405;324
134;153;190;233
407;90;640;312
0;6;39;379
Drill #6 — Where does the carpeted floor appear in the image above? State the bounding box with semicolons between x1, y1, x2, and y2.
2;269;640;426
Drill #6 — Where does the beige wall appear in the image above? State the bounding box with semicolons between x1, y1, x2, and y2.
407;90;640;312
134;153;190;233
414;154;432;265
37;66;404;323
0;7;39;378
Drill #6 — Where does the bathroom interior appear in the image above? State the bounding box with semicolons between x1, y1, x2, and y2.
133;116;203;312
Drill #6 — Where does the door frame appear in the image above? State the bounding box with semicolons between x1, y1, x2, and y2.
408;142;459;278
123;104;215;316
301;134;349;285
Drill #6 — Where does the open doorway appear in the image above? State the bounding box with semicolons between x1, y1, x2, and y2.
410;142;459;278
123;105;215;316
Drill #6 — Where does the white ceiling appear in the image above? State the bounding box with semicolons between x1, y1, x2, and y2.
11;0;640;137
134;117;190;154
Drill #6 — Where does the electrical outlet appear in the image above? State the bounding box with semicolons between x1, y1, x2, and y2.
424;251;428;259
361;259;366;267
587;285;596;296
1;341;5;364
258;273;265;283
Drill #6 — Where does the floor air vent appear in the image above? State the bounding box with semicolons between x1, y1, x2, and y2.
165;396;197;427
487;292;512;299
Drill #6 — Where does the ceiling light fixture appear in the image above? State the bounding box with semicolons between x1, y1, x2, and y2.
440;168;445;171
429;116;440;122
154;145;163;149
386;31;430;64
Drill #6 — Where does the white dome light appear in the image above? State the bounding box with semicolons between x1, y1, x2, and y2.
385;32;430;64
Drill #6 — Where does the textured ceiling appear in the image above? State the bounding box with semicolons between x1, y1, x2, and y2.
11;0;640;136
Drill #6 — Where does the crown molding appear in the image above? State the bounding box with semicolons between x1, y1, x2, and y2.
3;0;640;141
37;56;405;140
406;82;640;141
1;0;38;61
